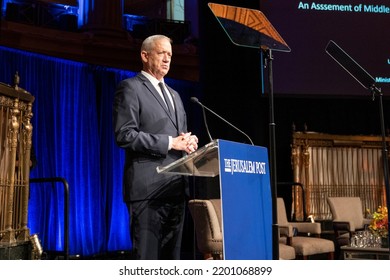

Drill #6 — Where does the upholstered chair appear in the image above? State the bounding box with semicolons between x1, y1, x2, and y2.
326;196;371;257
277;197;335;259
188;199;223;259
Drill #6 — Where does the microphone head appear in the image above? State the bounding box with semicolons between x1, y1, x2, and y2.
190;97;199;103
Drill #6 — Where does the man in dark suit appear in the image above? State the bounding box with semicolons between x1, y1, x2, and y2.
113;34;198;259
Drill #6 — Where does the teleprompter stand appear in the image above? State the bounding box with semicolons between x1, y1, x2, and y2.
326;40;390;252
207;2;291;260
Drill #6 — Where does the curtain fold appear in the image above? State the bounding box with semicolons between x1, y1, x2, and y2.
0;46;199;256
0;47;131;256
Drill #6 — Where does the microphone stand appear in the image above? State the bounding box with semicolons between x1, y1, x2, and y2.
370;85;390;251
263;48;279;260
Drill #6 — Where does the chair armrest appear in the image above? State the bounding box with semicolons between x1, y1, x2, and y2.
278;224;294;237
290;222;322;235
277;224;293;245
332;221;352;238
332;221;351;232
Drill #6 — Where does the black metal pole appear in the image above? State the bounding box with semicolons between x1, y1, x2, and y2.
263;48;279;260
30;177;70;260
373;87;390;252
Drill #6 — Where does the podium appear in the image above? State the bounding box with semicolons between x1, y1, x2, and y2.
157;139;273;260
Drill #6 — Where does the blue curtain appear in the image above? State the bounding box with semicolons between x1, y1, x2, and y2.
0;46;200;256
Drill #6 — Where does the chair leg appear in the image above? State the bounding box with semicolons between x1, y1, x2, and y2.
300;254;335;260
327;252;334;260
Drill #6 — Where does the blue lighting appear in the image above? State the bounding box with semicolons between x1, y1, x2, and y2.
123;14;148;32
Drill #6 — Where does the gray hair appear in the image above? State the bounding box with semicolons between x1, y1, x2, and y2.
141;35;172;52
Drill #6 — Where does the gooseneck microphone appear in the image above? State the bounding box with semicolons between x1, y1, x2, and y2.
196;98;213;142
190;97;254;145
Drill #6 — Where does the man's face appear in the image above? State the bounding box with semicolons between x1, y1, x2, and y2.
142;38;172;80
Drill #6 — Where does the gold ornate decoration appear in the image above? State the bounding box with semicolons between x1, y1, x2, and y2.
291;129;388;221
0;73;35;247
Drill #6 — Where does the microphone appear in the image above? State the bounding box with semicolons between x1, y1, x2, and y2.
190;97;254;145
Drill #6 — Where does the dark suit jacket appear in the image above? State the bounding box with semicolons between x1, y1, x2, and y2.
113;73;188;202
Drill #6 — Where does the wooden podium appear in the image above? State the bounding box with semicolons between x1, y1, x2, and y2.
0;73;35;259
157;139;273;259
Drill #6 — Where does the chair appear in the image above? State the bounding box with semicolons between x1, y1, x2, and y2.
188;199;223;260
277;197;335;259
278;244;296;260
188;199;296;260
326;197;371;255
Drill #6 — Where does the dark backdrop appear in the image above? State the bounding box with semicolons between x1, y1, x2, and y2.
197;0;390;209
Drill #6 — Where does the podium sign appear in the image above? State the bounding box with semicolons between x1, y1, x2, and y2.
157;139;273;259
218;140;272;260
